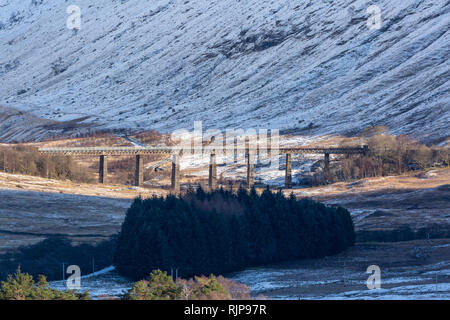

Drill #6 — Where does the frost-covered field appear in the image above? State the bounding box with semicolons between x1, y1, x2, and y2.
50;266;133;299
232;262;450;299
231;239;450;300
0;168;448;299
0;187;130;253
0;0;448;142
48;240;450;300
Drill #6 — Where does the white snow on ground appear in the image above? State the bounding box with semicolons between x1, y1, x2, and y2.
0;0;448;142
312;283;450;300
174;132;329;186
47;263;450;299
115;134;148;147
50;267;133;299
81;265;116;279
231;268;450;300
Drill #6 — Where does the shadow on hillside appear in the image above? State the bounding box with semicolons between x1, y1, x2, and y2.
0;236;116;282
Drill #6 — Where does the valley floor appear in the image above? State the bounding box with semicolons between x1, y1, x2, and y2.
0;168;449;299
231;239;450;299
0;168;448;252
0;171;166;253
48;239;450;300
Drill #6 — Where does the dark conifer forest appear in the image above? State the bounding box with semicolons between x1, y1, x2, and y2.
114;188;355;280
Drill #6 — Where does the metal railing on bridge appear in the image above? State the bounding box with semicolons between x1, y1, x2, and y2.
38;146;368;156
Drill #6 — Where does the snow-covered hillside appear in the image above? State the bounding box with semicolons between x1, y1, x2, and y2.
0;0;448;142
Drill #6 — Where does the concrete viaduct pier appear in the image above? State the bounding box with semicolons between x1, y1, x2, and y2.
171;154;180;193
99;155;107;184
38;146;178;190
135;155;144;187
209;152;217;190
39;145;368;191
285;154;292;189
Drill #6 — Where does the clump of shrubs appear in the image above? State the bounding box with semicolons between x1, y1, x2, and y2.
0;144;93;183
311;127;449;185
0;267;89;300
125;270;249;300
0;268;248;300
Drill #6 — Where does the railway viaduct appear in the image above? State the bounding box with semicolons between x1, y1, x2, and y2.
38;145;369;193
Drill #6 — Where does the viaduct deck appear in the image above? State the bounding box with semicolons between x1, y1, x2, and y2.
38;146;368;156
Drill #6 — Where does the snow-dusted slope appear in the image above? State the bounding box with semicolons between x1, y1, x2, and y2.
0;0;449;142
